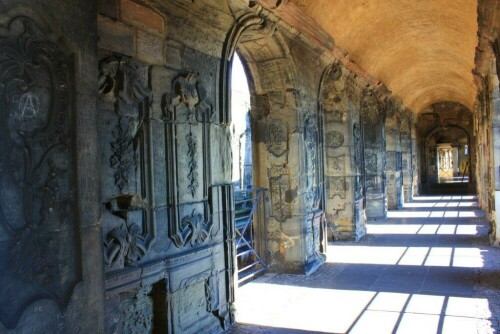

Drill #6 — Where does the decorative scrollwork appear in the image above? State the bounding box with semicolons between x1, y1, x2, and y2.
0;15;80;329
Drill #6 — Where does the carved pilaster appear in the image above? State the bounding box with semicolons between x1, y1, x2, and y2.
163;72;214;249
99;55;155;271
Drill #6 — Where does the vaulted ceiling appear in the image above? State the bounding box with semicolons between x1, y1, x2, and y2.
291;0;479;113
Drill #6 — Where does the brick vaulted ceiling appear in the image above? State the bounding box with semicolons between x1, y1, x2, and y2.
291;0;479;112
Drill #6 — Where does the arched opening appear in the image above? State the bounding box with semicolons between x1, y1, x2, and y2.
230;51;267;284
416;101;474;195
231;52;252;191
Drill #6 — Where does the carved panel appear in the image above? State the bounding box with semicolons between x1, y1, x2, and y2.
162;73;214;124
269;166;291;222
99;56;155;272
304;113;321;212
353;123;363;174
326;154;345;174
0;16;80;329
172;208;213;248
327;177;346;199
163;73;213;248
267;119;288;157
365;151;378;174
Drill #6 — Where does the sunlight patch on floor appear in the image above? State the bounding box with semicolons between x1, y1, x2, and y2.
235;282;494;334
235;282;375;333
326;245;485;268
367;224;480;235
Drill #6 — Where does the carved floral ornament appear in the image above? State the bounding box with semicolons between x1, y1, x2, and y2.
98;56;155;271
0;15;80;329
171;209;213;248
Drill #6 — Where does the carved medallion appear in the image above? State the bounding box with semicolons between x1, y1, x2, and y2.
326;131;344;148
0;16;80;329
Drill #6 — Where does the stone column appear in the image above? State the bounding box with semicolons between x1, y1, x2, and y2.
491;65;500;245
401;108;413;201
361;91;387;220
322;64;366;240
385;100;403;209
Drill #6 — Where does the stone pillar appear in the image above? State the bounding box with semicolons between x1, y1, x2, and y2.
321;64;366;240
401;109;413;201
411;115;420;196
361;91;387;220
491;59;500;245
385;100;403;209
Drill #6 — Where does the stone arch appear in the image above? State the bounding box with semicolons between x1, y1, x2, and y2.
222;8;326;275
319;62;366;241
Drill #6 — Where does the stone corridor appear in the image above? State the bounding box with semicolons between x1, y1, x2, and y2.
226;196;500;334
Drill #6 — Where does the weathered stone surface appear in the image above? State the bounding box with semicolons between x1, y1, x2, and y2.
121;0;165;35
98;15;136;57
136;29;165;65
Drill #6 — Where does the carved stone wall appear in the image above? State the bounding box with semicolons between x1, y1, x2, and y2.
321;63;366;240
0;2;104;332
97;1;236;333
361;91;387;219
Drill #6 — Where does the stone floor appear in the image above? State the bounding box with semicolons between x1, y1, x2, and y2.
224;195;500;334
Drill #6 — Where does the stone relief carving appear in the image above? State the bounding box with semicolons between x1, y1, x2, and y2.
186;130;199;197
267;119;288;157
269;166;291;222
110;117;135;193
163;73;213;123
103;194;148;270
365;151;378;174
327;154;345;173
326;130;344;148
327;62;342;82
353;124;364;200
171;209;213;248
304;113;321;212
120;285;153;334
99;55;151;113
99;56;155;271
0;16;80;329
327;177;346;199
330;109;347;123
